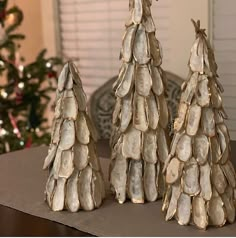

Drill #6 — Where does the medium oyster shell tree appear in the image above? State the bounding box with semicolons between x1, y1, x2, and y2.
43;62;105;212
163;20;236;230
109;0;170;204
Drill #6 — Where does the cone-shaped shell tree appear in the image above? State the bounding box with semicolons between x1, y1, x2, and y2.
43;62;105;212
109;0;170;204
163;20;236;230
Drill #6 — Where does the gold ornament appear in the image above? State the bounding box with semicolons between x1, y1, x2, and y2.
109;0;170;204
163;20;236;230
43;62;105;212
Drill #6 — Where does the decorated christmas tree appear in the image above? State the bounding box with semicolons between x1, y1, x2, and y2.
43;62;105;212
163;20;236;229
0;0;62;154
109;0;170;204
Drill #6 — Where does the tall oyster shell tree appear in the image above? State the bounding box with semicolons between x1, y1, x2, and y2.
163;20;236;229
43;62;105;212
109;0;170;204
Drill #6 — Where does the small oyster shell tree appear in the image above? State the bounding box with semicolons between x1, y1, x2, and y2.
109;0;170;204
43;62;105;212
163;20;236;230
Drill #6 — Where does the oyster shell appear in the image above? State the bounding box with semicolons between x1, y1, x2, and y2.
147;91;159;130
128;160;144;203
62;90;78;120
143;129;157;163
207;193;226;227
166;158;183;185
192;196;208;230
144;162;158;202
196;76;210;107
193;134;209;165
133;24;150;64
200;162;212;201
165;182;181;221
201;108;215;137
180;72;198;104
59;149;74;178
157;127;169;163
190;38;204;73
122;25;137;62
133;92;148;132
59;120;75;151
122;126;141;160
116;63;135;98
79;166;95;211
136;65;152;97
73;143;89;171
120;94;133;132
183;157;200;196
176;134;192;162
211;164;227;194
132;0;143;24
43;144;57;170
110;154;128;204
151;66;164;96
176;193;191;225
174;103;188;132
75;112;90;145
186;104;201;136
52;178;66;212
65;171;80;212
148;32;162;66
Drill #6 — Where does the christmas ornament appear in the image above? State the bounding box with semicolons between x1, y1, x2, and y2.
43;62;105;212
109;0;170;204
163;20;236;230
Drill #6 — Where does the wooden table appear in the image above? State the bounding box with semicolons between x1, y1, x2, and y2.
0;140;235;236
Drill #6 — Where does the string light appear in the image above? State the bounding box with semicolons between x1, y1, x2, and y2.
0;120;3;125
20;141;24;146
46;62;52;68
13;128;19;134
18;82;24;89
18;65;24;72
27;73;31;78
1;89;8;98
0;60;4;67
6;13;15;25
0;128;7;137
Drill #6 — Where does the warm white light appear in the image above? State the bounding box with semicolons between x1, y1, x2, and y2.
18;65;24;72
0;128;7;136
18;82;24;89
27;73;31;78
13;128;19;134
0;120;3;125
1;90;8;98
46;62;52;68
20;141;24;146
35;127;40;133
0;61;4;67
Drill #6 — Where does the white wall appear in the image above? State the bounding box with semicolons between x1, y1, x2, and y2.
166;0;209;78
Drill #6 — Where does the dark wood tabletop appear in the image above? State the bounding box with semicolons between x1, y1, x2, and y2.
0;140;235;236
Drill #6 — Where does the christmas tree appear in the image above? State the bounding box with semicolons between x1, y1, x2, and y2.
163;20;236;229
0;0;62;154
43;62;105;212
109;0;170;204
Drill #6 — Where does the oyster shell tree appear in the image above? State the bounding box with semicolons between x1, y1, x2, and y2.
43;62;105;212
163;20;236;230
109;0;170;204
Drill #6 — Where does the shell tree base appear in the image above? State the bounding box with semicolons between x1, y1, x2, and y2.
43;62;105;212
109;0;170;204
163;20;236;230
